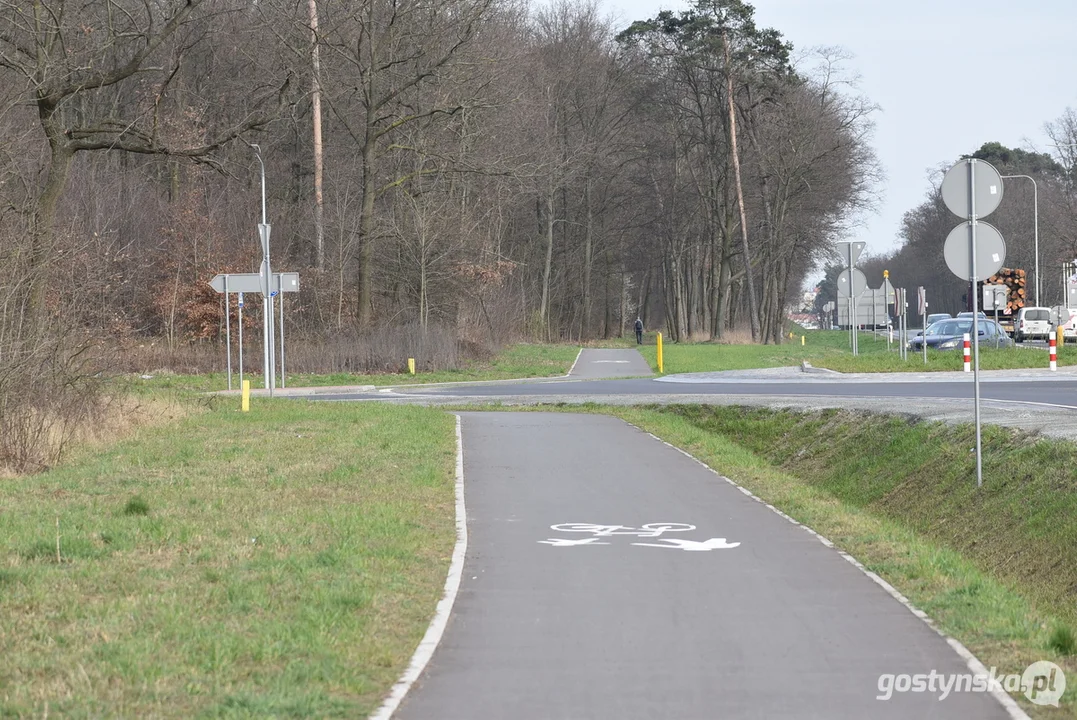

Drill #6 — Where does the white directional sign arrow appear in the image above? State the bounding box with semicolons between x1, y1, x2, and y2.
632;538;741;551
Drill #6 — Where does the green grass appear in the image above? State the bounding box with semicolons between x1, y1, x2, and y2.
591;404;1077;717
0;399;457;718
637;329;1072;374
129;343;582;394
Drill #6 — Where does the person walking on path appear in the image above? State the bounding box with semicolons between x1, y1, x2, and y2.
634;317;644;345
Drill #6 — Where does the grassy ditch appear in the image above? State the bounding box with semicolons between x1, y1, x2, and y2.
602;404;1077;717
0;400;456;718
637;329;1071;374
129;342;582;394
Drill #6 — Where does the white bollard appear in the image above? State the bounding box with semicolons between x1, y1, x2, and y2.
963;333;971;372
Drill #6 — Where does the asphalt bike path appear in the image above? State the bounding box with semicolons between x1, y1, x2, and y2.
394;412;1011;719
568;348;654;378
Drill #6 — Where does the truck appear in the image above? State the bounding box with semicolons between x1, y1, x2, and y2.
975;268;1027;336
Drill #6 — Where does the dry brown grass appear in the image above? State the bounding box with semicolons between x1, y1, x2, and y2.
715;325;756;344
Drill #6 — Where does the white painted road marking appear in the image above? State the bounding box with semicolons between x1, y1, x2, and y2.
541;523;739;550
592;360;630;363
549;522;695;537
537;538;610;547
632;538;741;551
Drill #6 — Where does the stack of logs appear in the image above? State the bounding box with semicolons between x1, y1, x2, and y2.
985;267;1027;313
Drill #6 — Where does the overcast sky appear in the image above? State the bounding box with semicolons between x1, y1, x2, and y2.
600;0;1077;262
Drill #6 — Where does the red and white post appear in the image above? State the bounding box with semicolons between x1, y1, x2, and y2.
963;333;971;372
1050;337;1058;371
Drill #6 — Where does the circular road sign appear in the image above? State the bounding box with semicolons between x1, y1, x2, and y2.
836;267;867;298
941;159;1004;219
943;221;1007;281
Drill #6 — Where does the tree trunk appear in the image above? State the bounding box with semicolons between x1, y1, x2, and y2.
539;191;555;338
309;0;326;271
724;33;761;342
581;176;594;339
357;131;376;326
26;136;75;323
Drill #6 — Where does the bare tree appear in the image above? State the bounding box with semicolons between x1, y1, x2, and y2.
0;0;283;321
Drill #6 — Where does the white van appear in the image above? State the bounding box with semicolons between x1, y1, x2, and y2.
1013;306;1052;342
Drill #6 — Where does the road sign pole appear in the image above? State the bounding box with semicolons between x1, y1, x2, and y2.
238;292;245;391
224;275;232;391
921;288;928;364
872;289;877;342
262;268;270;392
968;159;984;489
266;292;273;393
849;243;857;356
280;294;286;389
903;290;909;361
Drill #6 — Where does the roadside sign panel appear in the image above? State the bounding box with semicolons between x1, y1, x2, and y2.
941;159;1003;219
837;268;867;298
210;272;300;294
835;241;866;267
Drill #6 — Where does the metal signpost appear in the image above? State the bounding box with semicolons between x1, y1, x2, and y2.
871;288;877;340
223;275;232;389
918;286;927;364
941;158;1006;487
893;288;901;359
259;223;275;394
835;241;866;355
210;273;300;393
983;284;1007;349
238;293;245;391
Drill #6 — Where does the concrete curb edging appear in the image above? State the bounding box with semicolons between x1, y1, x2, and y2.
368;414;468;720
800;361;841;375
631;421;1031;720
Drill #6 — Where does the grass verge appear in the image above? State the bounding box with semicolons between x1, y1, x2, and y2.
594;404;1077;717
0;399;456;718
128;343;582;394
637;329;1072;374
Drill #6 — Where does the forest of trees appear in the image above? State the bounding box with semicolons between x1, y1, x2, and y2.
0;0;879;356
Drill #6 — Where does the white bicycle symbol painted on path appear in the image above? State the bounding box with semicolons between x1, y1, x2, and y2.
549;523;696;537
539;523;740;551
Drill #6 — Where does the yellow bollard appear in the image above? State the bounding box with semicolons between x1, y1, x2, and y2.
241;379;250;412
801;335;805;346
1058;326;1065;348
408;357;416;375
657;332;664;374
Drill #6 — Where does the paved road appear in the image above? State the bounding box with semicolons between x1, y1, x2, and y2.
568;348;652;378
320;375;1077;407
395;412;1012;720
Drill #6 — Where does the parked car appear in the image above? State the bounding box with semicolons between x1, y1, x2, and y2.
908;318;1014;351
956;311;987;319
1013;306;1052;342
926;312;952;325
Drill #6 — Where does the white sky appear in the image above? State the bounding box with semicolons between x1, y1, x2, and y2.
600;0;1077;260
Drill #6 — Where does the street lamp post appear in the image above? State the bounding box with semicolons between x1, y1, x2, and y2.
1000;174;1038;306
